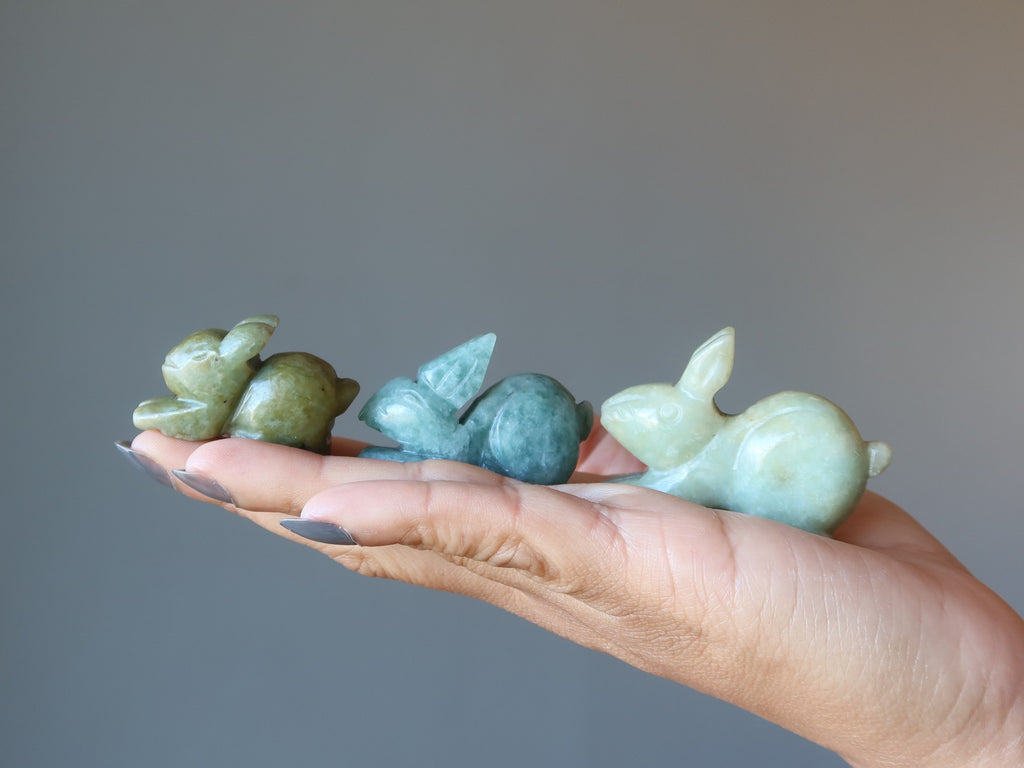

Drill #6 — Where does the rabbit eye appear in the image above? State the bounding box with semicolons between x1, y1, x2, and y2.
658;404;681;422
404;391;427;408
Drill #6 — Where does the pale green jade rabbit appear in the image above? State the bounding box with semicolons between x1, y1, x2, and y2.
133;315;359;454
601;328;892;534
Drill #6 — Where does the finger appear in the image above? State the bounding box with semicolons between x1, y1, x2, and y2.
128;431;379;506
126;433;330;556
299;477;629;585
178;437;517;515
128;431;366;464
128;431;209;496
125;433;524;583
127;433;309;535
130;430;203;468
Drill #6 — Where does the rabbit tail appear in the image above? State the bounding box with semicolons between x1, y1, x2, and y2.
866;441;893;477
577;401;594;441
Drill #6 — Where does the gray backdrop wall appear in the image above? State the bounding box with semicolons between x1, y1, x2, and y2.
3;2;1021;766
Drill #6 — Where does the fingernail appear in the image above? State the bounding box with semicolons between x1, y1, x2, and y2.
115;440;173;488
280;519;357;545
171;470;236;505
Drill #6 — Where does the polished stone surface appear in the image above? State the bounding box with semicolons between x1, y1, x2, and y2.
601;327;892;534
359;334;593;484
133;315;359;453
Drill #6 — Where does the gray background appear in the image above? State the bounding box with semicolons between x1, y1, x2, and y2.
3;2;1022;766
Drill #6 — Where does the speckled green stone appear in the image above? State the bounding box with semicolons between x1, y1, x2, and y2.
359;334;593;484
133;315;358;453
227;353;359;452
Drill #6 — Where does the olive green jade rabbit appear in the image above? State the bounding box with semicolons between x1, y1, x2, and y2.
601;327;892;534
133;315;359;453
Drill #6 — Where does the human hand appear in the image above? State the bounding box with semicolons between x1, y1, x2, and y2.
122;428;1023;768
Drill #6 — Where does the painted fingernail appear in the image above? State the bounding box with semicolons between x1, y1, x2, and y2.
115;440;173;488
280;519;357;545
171;470;236;505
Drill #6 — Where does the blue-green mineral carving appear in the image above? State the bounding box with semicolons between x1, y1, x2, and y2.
133;315;359;453
601;327;891;534
359;333;593;484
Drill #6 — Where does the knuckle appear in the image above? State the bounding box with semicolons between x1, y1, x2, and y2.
488;480;553;579
423;476;556;580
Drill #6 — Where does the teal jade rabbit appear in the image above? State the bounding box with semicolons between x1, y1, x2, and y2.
359;333;593;485
601;327;892;534
133;315;359;454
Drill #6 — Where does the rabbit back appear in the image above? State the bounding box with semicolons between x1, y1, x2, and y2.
720;392;878;532
466;374;593;485
226;352;357;454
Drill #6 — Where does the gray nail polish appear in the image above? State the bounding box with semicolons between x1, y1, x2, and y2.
171;470;236;505
280;519;357;545
115;440;173;488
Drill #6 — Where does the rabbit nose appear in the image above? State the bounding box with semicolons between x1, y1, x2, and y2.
357;399;376;421
605;408;628;426
601;399;634;423
602;391;644;415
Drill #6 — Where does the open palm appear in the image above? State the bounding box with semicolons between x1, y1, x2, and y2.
127;425;1023;768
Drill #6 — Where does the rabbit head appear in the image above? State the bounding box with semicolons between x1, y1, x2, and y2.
161;315;278;402
359;333;496;457
602;383;697;469
358;377;453;437
601;327;735;470
134;316;279;438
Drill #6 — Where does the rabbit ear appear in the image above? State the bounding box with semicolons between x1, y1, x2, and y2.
417;333;496;409
677;327;735;400
334;377;361;413
219;315;279;363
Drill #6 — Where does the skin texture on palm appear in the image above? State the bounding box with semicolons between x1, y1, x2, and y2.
128;427;1024;768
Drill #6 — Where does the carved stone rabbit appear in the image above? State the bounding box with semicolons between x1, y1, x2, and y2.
133;315;359;453
359;333;593;484
601;327;891;533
